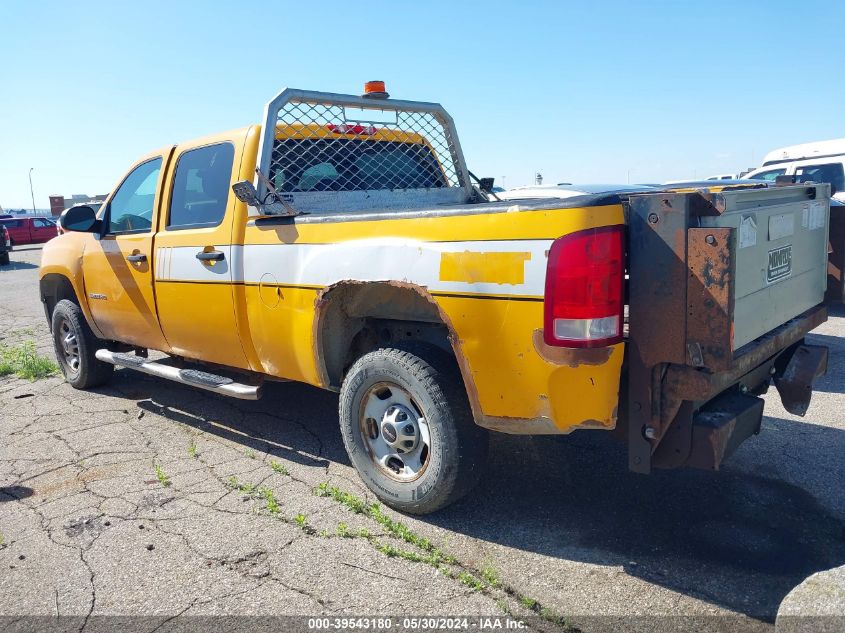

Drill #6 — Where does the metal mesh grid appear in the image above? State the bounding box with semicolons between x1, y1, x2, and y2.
260;94;470;213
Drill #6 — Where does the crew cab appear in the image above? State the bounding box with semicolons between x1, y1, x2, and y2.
39;83;832;514
1;216;57;246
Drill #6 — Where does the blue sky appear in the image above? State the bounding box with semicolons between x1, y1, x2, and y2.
1;0;843;208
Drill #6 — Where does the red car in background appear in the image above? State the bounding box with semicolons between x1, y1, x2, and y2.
0;216;57;245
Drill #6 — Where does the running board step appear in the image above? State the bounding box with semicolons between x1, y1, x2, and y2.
95;350;262;400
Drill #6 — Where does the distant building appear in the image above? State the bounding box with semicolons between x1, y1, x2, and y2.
49;194;108;217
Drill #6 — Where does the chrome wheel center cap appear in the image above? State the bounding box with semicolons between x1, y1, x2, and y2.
381;405;419;454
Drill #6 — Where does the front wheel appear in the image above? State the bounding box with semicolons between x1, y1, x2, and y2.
51;299;113;389
339;344;488;515
0;252;9;266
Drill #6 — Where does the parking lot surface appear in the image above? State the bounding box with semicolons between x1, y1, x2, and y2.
1;245;844;631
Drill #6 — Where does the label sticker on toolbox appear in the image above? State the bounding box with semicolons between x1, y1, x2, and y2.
809;201;825;230
739;214;757;249
767;245;792;284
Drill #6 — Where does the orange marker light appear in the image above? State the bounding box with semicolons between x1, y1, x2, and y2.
362;81;389;99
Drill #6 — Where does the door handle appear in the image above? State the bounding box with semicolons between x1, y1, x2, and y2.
196;249;225;262
126;253;147;263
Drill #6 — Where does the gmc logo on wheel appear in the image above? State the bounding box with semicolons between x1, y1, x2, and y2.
767;245;792;284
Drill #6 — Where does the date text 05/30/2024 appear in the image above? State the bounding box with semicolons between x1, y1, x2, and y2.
307;617;528;630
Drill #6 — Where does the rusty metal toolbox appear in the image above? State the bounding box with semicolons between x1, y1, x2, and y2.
624;184;830;474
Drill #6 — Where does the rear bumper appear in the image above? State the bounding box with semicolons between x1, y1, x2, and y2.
684;341;828;470
628;305;828;473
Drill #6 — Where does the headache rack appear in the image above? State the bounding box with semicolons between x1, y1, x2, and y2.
255;88;474;215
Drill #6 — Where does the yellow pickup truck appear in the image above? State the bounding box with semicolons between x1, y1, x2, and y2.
40;83;831;513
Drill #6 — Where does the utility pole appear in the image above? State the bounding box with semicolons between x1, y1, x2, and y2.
29;168;36;214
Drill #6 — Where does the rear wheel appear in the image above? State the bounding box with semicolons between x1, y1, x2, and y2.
51;299;113;389
0;252;8;266
339;344;488;514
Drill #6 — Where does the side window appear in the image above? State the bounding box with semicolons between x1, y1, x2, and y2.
795;163;845;193
168;143;235;229
748;168;786;182
108;158;162;234
33;219;52;228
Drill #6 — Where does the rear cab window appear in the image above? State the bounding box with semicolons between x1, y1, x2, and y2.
270;138;448;194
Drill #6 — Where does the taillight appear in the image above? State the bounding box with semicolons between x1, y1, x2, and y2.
544;225;625;348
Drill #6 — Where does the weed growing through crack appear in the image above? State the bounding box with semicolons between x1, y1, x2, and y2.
258;487;281;515
376;542;431;563
0;532;5;548
294;513;307;529
315;483;452;564
245;448;256;459
0;341;58;380
336;522;352;538
481;561;501;588
269;460;289;475
314;481;572;627
226;475;255;495
187;439;198;458
153;463;171;487
457;571;485;591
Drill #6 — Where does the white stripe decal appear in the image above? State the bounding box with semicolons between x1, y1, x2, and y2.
156;240;551;297
157;245;234;283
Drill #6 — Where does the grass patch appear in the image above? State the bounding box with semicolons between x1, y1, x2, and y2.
153;463;171;487
0;341;58;380
269;460;289;475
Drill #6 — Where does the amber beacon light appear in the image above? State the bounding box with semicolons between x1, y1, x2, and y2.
362;81;390;99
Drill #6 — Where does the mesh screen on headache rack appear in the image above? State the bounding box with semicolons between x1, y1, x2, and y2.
259;91;471;213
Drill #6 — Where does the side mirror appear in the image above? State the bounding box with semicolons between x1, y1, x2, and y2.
59;205;100;233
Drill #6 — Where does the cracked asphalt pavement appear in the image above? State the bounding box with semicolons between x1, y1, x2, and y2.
1;245;844;632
